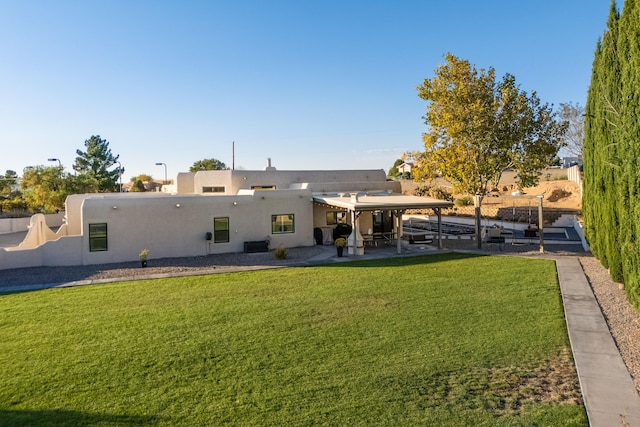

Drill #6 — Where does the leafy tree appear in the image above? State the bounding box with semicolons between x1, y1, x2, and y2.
64;173;100;195
20;166;66;213
130;174;153;183
414;53;567;196
130;179;147;192
190;158;228;172
387;159;403;178
0;196;28;215
0;170;18;195
557;102;585;158
73;135;120;192
0;170;23;215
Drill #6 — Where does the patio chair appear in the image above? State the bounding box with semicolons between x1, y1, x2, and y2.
363;228;376;247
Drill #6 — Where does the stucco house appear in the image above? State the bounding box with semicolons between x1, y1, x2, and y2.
0;163;452;270
397;161;414;174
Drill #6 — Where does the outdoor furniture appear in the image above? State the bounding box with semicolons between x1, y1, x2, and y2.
486;227;505;250
405;233;433;244
362;229;376;247
244;240;269;253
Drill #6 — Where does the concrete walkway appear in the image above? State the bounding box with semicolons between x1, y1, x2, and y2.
556;257;640;426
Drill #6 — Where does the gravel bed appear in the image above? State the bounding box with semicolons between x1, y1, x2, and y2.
0;246;328;288
2;244;638;396
579;256;640;393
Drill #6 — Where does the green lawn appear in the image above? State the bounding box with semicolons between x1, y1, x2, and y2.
0;253;586;426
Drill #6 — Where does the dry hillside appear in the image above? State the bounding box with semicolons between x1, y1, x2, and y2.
400;171;581;212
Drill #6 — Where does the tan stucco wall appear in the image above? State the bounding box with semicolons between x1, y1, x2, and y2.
185;169;391;195
77;189;314;265
0;189;315;269
174;172;196;194
0;168;402;270
0;213;64;234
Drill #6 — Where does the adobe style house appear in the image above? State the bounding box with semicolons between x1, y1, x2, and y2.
0;164;452;270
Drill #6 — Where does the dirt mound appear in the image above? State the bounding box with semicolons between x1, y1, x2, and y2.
546;188;573;202
521;181;581;209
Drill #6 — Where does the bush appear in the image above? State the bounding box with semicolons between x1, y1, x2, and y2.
413;185;454;201
274;245;287;260
455;196;473;207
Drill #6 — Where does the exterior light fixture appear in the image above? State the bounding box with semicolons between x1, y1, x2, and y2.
175;203;181;208
233;201;238;206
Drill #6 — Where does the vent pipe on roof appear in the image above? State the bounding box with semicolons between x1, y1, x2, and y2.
265;158;276;171
350;192;359;203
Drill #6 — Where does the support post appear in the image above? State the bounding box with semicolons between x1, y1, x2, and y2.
474;195;483;249
396;210;404;254
348;210;364;256
537;196;544;253
436;207;443;249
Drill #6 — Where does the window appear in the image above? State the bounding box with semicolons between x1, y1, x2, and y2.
251;185;276;190
214;217;229;243
326;211;348;225
89;223;108;252
272;214;295;234
203;186;225;193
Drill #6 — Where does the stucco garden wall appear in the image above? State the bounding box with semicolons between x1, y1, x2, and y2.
0;212;64;234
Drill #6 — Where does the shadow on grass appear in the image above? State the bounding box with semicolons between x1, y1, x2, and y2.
0;250;488;296
312;251;487;269
0;409;159;426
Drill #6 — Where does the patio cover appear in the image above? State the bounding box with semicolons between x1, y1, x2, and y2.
312;191;454;254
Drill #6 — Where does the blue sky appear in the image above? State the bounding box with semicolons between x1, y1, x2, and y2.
1;0;612;180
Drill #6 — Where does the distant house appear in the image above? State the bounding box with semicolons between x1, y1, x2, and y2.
0;163;452;270
397;162;414;174
121;179;171;192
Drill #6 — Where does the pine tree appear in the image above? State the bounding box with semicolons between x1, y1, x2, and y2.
73;135;120;193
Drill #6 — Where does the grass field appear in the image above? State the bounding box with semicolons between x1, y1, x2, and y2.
0;253;586;426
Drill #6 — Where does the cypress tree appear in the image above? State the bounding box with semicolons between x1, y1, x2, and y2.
601;0;623;283
586;0;640;309
582;39;601;259
584;1;622;279
618;0;640;306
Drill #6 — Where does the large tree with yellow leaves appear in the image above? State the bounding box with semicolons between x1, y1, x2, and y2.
414;53;567;197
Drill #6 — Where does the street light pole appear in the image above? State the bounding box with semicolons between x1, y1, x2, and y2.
116;161;123;192
47;158;62;168
155;162;167;185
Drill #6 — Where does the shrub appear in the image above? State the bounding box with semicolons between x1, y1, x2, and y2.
334;238;347;248
413;185;430;197
274;245;288;260
413;185;453;202
455;196;473;207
